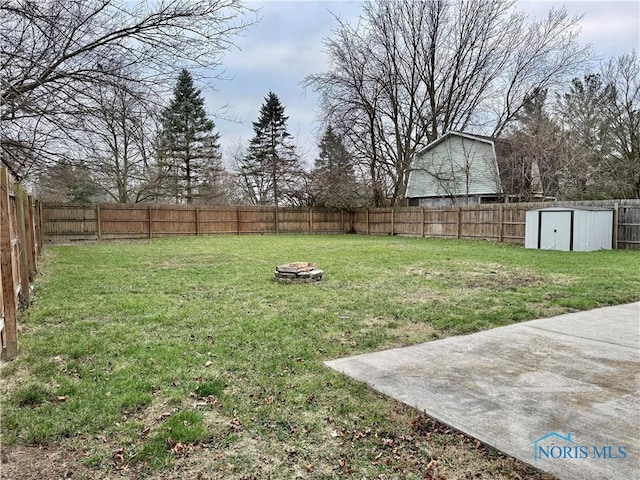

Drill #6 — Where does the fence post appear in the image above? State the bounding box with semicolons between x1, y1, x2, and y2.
309;208;314;234
366;209;370;236
421;207;425;237
195;207;200;236
340;210;344;233
0;168;18;360
391;208;395;235
25;195;36;279
237;206;241;235
14;186;29;304
38;201;44;250
96;204;102;240
274;207;278;234
498;205;504;243
456;207;461;239
613;202;619;249
148;207;153;239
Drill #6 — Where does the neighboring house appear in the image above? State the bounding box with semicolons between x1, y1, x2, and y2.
406;131;549;207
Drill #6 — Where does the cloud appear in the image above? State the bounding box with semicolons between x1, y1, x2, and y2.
225;40;326;78
578;7;639;58
519;1;639;57
210;0;639;166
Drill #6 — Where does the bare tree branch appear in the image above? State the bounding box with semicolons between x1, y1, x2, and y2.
306;0;590;206
1;0;255;180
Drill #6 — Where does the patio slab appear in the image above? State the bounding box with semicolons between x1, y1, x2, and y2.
325;303;640;480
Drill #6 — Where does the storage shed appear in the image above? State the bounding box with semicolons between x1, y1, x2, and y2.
525;207;614;251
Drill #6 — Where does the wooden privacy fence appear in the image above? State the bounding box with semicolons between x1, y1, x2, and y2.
0;167;44;360
43;199;640;249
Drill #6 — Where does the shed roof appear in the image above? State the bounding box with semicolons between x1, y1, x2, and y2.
528;206;614;212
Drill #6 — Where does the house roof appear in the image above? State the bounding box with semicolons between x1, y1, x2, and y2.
415;131;496;157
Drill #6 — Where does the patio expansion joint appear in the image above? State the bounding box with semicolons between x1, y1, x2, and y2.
525;324;639;351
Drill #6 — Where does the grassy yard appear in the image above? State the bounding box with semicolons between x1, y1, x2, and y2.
1;235;638;479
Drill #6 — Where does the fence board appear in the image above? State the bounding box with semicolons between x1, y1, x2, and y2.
0;168;18;359
0;168;41;360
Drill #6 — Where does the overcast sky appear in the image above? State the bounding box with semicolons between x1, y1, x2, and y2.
203;0;640;167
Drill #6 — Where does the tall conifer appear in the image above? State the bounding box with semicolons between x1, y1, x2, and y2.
311;124;361;208
238;91;306;206
157;69;221;204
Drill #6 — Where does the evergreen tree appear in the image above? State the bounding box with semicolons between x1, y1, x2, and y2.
556;74;613;198
156;69;222;204
38;160;103;204
238;91;306;206
311;125;361;208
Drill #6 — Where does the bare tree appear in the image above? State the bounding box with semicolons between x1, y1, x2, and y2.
501;88;561;201
306;0;590;205
69;76;159;203
1;0;253;180
600;52;640;198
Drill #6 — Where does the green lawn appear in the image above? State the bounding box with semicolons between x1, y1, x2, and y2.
1;235;638;479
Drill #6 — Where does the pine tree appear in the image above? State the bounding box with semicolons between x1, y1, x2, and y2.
556;75;614;198
156;69;222;204
238;91;306;206
311;125;361;208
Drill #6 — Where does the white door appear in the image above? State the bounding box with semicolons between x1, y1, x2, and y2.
539;211;572;251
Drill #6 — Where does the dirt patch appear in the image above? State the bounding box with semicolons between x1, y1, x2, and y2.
1;444;97;480
406;262;573;291
360;317;440;348
401;289;446;304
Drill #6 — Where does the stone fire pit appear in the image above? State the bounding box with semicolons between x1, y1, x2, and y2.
274;262;323;283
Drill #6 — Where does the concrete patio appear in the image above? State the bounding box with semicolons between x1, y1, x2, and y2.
325;302;640;480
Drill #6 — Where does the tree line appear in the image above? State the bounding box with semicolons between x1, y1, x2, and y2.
2;0;638;207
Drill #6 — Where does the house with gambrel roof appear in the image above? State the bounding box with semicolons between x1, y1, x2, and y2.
406;131;551;207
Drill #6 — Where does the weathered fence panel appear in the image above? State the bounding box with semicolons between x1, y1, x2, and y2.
0;167;42;360
394;208;422;236
43;204;98;242
312;210;345;234
617;205;640;249
197;206;241;235
367;208;392;235
278;208;307;233
42;200;640;249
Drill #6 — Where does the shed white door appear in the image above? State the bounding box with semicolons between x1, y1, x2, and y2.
539;211;572;250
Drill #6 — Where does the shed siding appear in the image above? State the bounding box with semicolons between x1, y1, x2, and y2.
524;210;539;248
407;135;501;199
525;207;613;251
573;210;612;251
